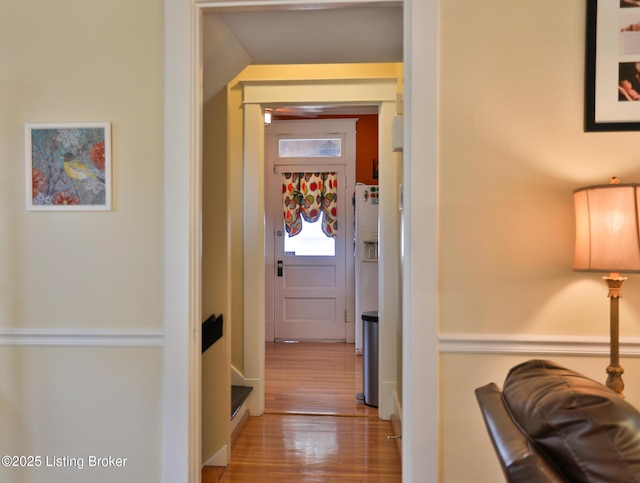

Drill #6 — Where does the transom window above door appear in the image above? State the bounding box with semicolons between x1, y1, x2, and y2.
278;138;342;157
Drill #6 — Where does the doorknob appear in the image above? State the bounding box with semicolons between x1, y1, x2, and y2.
277;260;283;277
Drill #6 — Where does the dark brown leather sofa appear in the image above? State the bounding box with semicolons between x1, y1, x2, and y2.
475;359;640;482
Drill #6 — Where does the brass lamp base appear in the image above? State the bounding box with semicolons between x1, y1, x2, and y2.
606;364;624;395
604;274;625;396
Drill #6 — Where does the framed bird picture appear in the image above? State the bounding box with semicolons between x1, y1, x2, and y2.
25;122;111;211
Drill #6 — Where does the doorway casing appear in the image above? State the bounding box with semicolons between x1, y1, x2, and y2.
265;118;356;344
162;1;439;482
240;78;399;418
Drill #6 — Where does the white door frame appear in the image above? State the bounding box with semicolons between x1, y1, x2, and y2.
241;77;398;418
162;1;439;482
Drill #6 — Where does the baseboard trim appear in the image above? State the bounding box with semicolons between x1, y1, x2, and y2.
0;328;164;347
390;392;402;459
390;413;402;459
231;407;250;445
439;333;640;356
203;444;228;467
380;380;396;420
231;364;244;386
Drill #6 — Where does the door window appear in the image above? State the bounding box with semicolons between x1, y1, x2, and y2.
284;213;336;257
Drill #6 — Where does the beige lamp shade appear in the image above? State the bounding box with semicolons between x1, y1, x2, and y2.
573;183;640;273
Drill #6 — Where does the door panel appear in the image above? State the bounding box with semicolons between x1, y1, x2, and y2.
285;298;335;321
285;265;336;287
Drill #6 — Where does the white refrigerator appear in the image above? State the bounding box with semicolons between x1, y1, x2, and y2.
354;184;379;354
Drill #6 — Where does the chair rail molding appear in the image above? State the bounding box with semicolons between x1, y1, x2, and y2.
0;328;164;347
439;333;640;356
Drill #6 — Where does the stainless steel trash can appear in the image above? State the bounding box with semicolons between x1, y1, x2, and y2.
362;311;379;408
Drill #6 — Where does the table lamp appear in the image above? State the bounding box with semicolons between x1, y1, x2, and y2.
573;177;640;395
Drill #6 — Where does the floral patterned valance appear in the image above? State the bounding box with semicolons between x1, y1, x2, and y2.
282;172;338;238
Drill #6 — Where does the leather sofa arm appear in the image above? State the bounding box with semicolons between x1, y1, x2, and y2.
475;383;565;482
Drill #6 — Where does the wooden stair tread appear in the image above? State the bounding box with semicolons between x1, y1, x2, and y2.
231;386;253;419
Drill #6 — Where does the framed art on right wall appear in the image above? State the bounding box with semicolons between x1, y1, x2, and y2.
586;0;640;131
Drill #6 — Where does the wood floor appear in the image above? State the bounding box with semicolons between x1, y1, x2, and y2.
203;341;401;482
265;341;378;417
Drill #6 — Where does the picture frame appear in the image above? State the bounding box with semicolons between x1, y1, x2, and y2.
25;122;112;211
585;0;640;131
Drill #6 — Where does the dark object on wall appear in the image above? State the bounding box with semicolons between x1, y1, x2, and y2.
475;359;640;482
202;313;223;353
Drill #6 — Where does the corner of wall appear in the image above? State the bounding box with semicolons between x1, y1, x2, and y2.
202;444;228;467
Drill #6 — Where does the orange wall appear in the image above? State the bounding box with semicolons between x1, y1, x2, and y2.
351;114;379;185
273;114;379;185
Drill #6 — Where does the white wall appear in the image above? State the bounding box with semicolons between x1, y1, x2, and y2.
1;1;164;481
439;0;640;480
201;88;231;465
0;347;162;482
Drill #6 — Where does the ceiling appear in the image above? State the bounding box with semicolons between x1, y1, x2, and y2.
215;5;403;65
202;3;403;107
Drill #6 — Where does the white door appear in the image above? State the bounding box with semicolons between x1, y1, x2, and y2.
265;119;356;341
272;164;347;341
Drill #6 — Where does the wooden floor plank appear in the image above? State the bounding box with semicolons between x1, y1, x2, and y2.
203;342;401;482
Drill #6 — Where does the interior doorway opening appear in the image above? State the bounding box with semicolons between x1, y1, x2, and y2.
200;70;400;476
198;4;404;475
238;75;400;422
263;113;381;416
165;1;442;481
